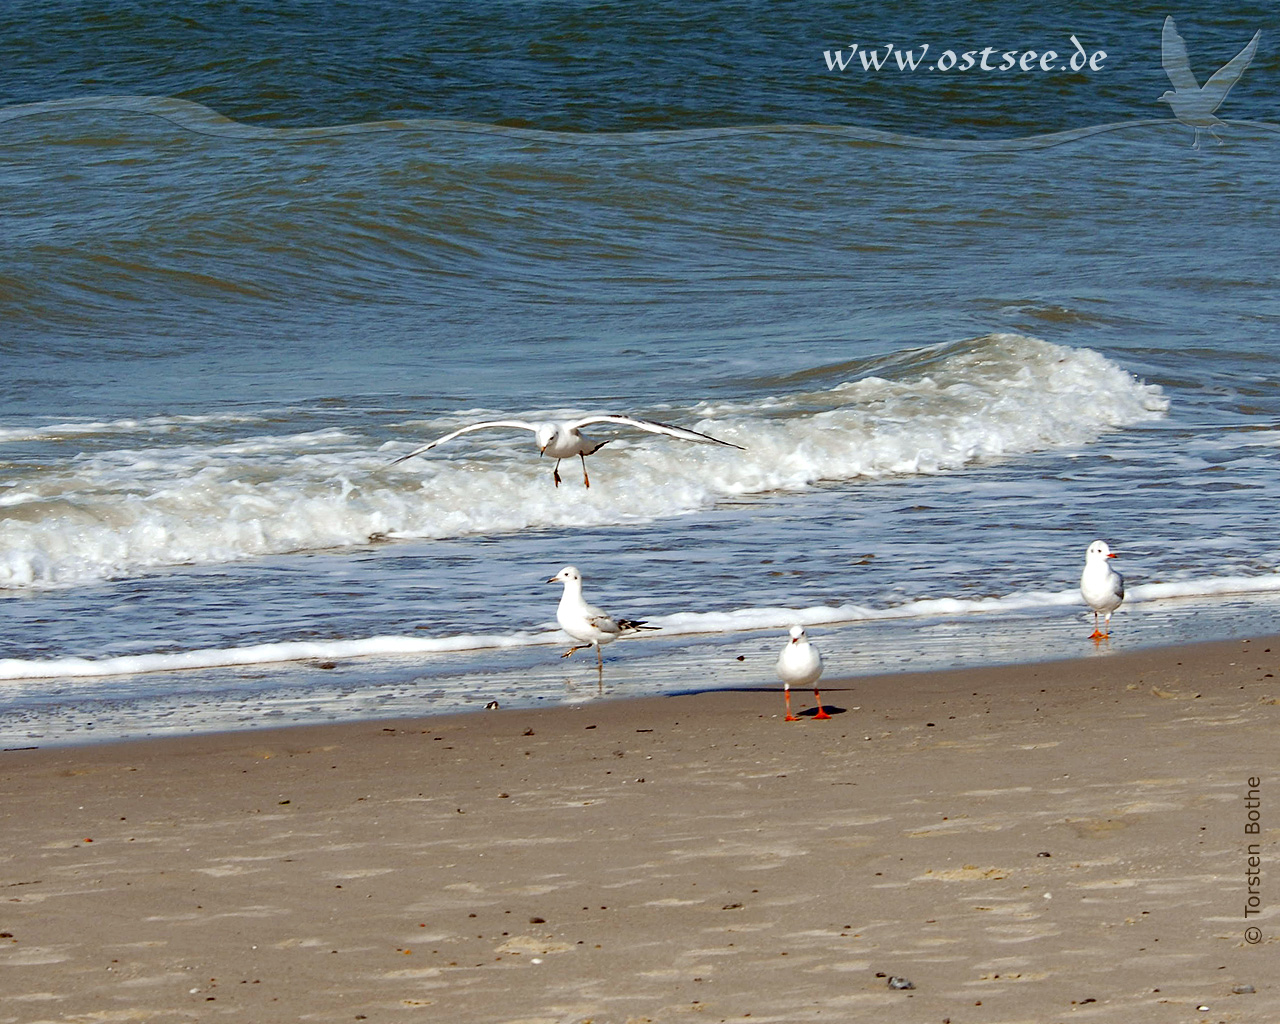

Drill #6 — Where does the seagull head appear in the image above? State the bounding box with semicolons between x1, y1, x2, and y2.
535;422;558;455
548;565;581;585
788;624;807;643
1086;540;1117;561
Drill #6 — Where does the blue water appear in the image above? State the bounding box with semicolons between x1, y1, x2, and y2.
2;2;1280;744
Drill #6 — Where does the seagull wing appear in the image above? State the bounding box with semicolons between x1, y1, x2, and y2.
1201;29;1260;111
1110;570;1125;603
568;414;745;450
391;419;540;464
1161;16;1201;92
586;611;623;636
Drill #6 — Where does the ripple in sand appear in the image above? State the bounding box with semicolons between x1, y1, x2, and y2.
916;865;1011;881
495;936;573;955
195;864;262;877
984;922;1060;943
0;945;72;965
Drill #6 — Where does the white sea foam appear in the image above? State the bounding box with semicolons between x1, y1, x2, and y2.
0;411;271;442
0;631;553;681
2;571;1273;682
0;335;1167;589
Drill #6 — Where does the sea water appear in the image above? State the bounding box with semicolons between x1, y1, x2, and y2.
2;3;1279;744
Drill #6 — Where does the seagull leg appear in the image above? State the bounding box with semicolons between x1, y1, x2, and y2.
595;645;603;672
580;454;590;488
553;461;562;487
562;644;590;659
1089;611;1105;641
784;684;797;722
813;685;832;720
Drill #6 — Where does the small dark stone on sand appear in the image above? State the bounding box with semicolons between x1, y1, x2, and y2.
1232;984;1256;994
887;976;915;990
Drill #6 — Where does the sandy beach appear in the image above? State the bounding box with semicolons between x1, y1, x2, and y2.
1;636;1276;1024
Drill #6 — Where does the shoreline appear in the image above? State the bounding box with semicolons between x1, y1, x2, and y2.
2;633;1276;1022
9;590;1280;751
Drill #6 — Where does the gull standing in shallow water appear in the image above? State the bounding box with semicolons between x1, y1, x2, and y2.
776;625;830;721
548;566;657;671
392;414;743;487
1080;540;1124;640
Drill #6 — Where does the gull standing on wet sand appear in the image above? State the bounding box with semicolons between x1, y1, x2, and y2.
392;414;743;487
548;566;657;670
1080;540;1124;640
776;625;830;721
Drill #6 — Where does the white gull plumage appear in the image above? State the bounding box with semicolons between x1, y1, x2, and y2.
1080;540;1124;640
547;565;657;670
393;414;743;487
775;625;830;721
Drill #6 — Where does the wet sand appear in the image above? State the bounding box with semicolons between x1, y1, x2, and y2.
1;635;1276;1023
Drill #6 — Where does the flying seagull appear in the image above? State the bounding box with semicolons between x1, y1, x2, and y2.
547;565;657;671
775;625;830;721
392;414;743;487
1080;540;1124;641
1158;16;1260;148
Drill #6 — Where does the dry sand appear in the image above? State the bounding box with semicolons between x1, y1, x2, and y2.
1;635;1277;1023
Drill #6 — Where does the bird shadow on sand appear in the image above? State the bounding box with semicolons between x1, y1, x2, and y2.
659;685;852;718
794;705;849;718
664;685;860;697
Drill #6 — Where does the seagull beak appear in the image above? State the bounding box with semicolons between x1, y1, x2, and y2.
1107;552;1118;559
546;575;559;584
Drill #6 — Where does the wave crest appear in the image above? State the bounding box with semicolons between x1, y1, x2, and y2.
0;334;1166;589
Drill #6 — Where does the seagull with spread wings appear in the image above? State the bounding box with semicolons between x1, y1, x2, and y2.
1158;16;1261;149
392;414;743;487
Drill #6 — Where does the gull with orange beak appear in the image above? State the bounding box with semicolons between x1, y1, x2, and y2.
392;414;742;488
1080;540;1124;640
776;625;829;721
547;565;657;671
